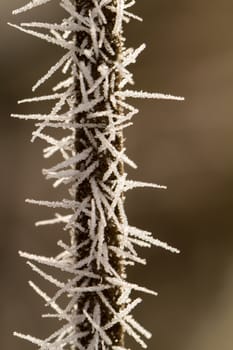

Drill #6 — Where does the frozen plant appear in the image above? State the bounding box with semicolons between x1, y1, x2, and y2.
10;0;184;349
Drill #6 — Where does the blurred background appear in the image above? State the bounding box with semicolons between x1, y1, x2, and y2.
1;0;233;349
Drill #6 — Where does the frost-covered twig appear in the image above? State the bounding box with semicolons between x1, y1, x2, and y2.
11;1;183;349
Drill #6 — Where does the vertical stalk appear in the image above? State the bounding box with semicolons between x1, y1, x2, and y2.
73;1;125;347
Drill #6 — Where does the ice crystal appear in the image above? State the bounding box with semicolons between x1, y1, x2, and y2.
11;0;184;349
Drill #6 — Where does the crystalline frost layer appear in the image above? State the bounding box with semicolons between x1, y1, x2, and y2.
11;0;183;349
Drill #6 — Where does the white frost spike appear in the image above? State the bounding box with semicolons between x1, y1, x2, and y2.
26;198;77;209
116;89;185;101
126;316;152;340
13;332;44;346
35;213;71;227
128;226;180;254
11;0;183;349
124;180;167;191
18;93;64;104
8;23;71;50
32;52;71;91
12;0;52;15
113;0;124;35
44;147;92;173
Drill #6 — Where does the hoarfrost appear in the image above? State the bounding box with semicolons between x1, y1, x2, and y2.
11;0;183;349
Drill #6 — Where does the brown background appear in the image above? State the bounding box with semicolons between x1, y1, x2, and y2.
1;1;233;349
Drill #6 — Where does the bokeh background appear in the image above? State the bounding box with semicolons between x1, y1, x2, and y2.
1;0;233;349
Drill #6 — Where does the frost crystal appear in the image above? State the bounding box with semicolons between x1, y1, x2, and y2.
11;0;183;349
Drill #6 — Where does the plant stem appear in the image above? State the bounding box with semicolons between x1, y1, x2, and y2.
73;1;125;347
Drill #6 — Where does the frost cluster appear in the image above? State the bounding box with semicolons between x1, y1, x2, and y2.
10;0;183;349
